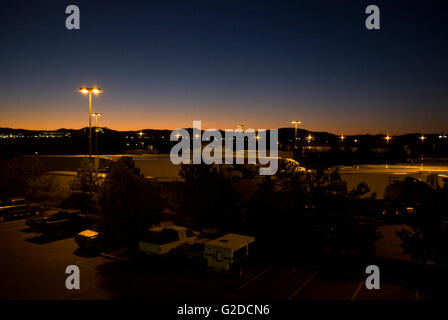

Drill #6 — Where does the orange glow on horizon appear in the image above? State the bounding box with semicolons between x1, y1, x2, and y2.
0;107;442;135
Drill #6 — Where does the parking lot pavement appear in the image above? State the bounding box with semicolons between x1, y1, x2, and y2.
230;266;316;300
355;282;417;300
0;220;441;300
294;272;362;300
0;220;107;300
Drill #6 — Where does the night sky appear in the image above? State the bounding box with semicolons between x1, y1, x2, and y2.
0;0;447;134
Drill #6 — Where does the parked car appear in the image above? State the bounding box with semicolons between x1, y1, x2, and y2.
75;228;101;251
0;198;35;221
27;208;94;237
26;208;63;228
139;226;198;256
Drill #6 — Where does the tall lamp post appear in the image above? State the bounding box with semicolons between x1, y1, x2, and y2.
291;120;301;149
80;88;102;157
92;112;102;155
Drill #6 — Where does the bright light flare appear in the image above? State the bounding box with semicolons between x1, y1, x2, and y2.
80;87;102;94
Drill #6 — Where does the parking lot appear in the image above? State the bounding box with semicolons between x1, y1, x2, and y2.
0;220;440;300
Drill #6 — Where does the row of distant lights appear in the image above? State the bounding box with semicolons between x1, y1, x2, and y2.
3;133;448;141
175;134;262;141
336;134;448;143
0;133;70;139
292;120;446;144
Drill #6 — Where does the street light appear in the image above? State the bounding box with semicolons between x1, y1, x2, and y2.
291;120;301;149
80;87;102;157
92;112;102;155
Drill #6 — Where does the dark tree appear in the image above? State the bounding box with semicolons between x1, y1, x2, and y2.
0;156;45;199
68;158;100;212
98;157;162;250
397;192;448;268
243;166;378;259
176;164;241;232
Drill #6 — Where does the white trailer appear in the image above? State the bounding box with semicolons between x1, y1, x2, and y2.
204;233;255;273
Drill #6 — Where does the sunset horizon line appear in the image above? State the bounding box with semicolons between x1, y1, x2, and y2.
0;125;445;138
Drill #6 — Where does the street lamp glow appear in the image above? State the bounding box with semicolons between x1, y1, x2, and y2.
79;87;102;94
340;134;345;141
79;87;102;158
385;135;391;142
420;135;426;141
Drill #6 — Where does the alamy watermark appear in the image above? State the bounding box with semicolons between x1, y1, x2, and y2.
170;121;278;175
65;265;80;290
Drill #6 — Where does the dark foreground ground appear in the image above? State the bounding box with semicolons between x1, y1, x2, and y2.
0;220;441;300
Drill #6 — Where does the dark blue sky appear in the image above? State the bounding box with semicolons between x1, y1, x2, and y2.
0;0;447;133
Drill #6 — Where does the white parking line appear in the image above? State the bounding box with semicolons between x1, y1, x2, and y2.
287;271;318;300
350;280;364;300
237;266;272;291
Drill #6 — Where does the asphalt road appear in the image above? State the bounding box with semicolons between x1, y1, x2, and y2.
0;220;439;300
